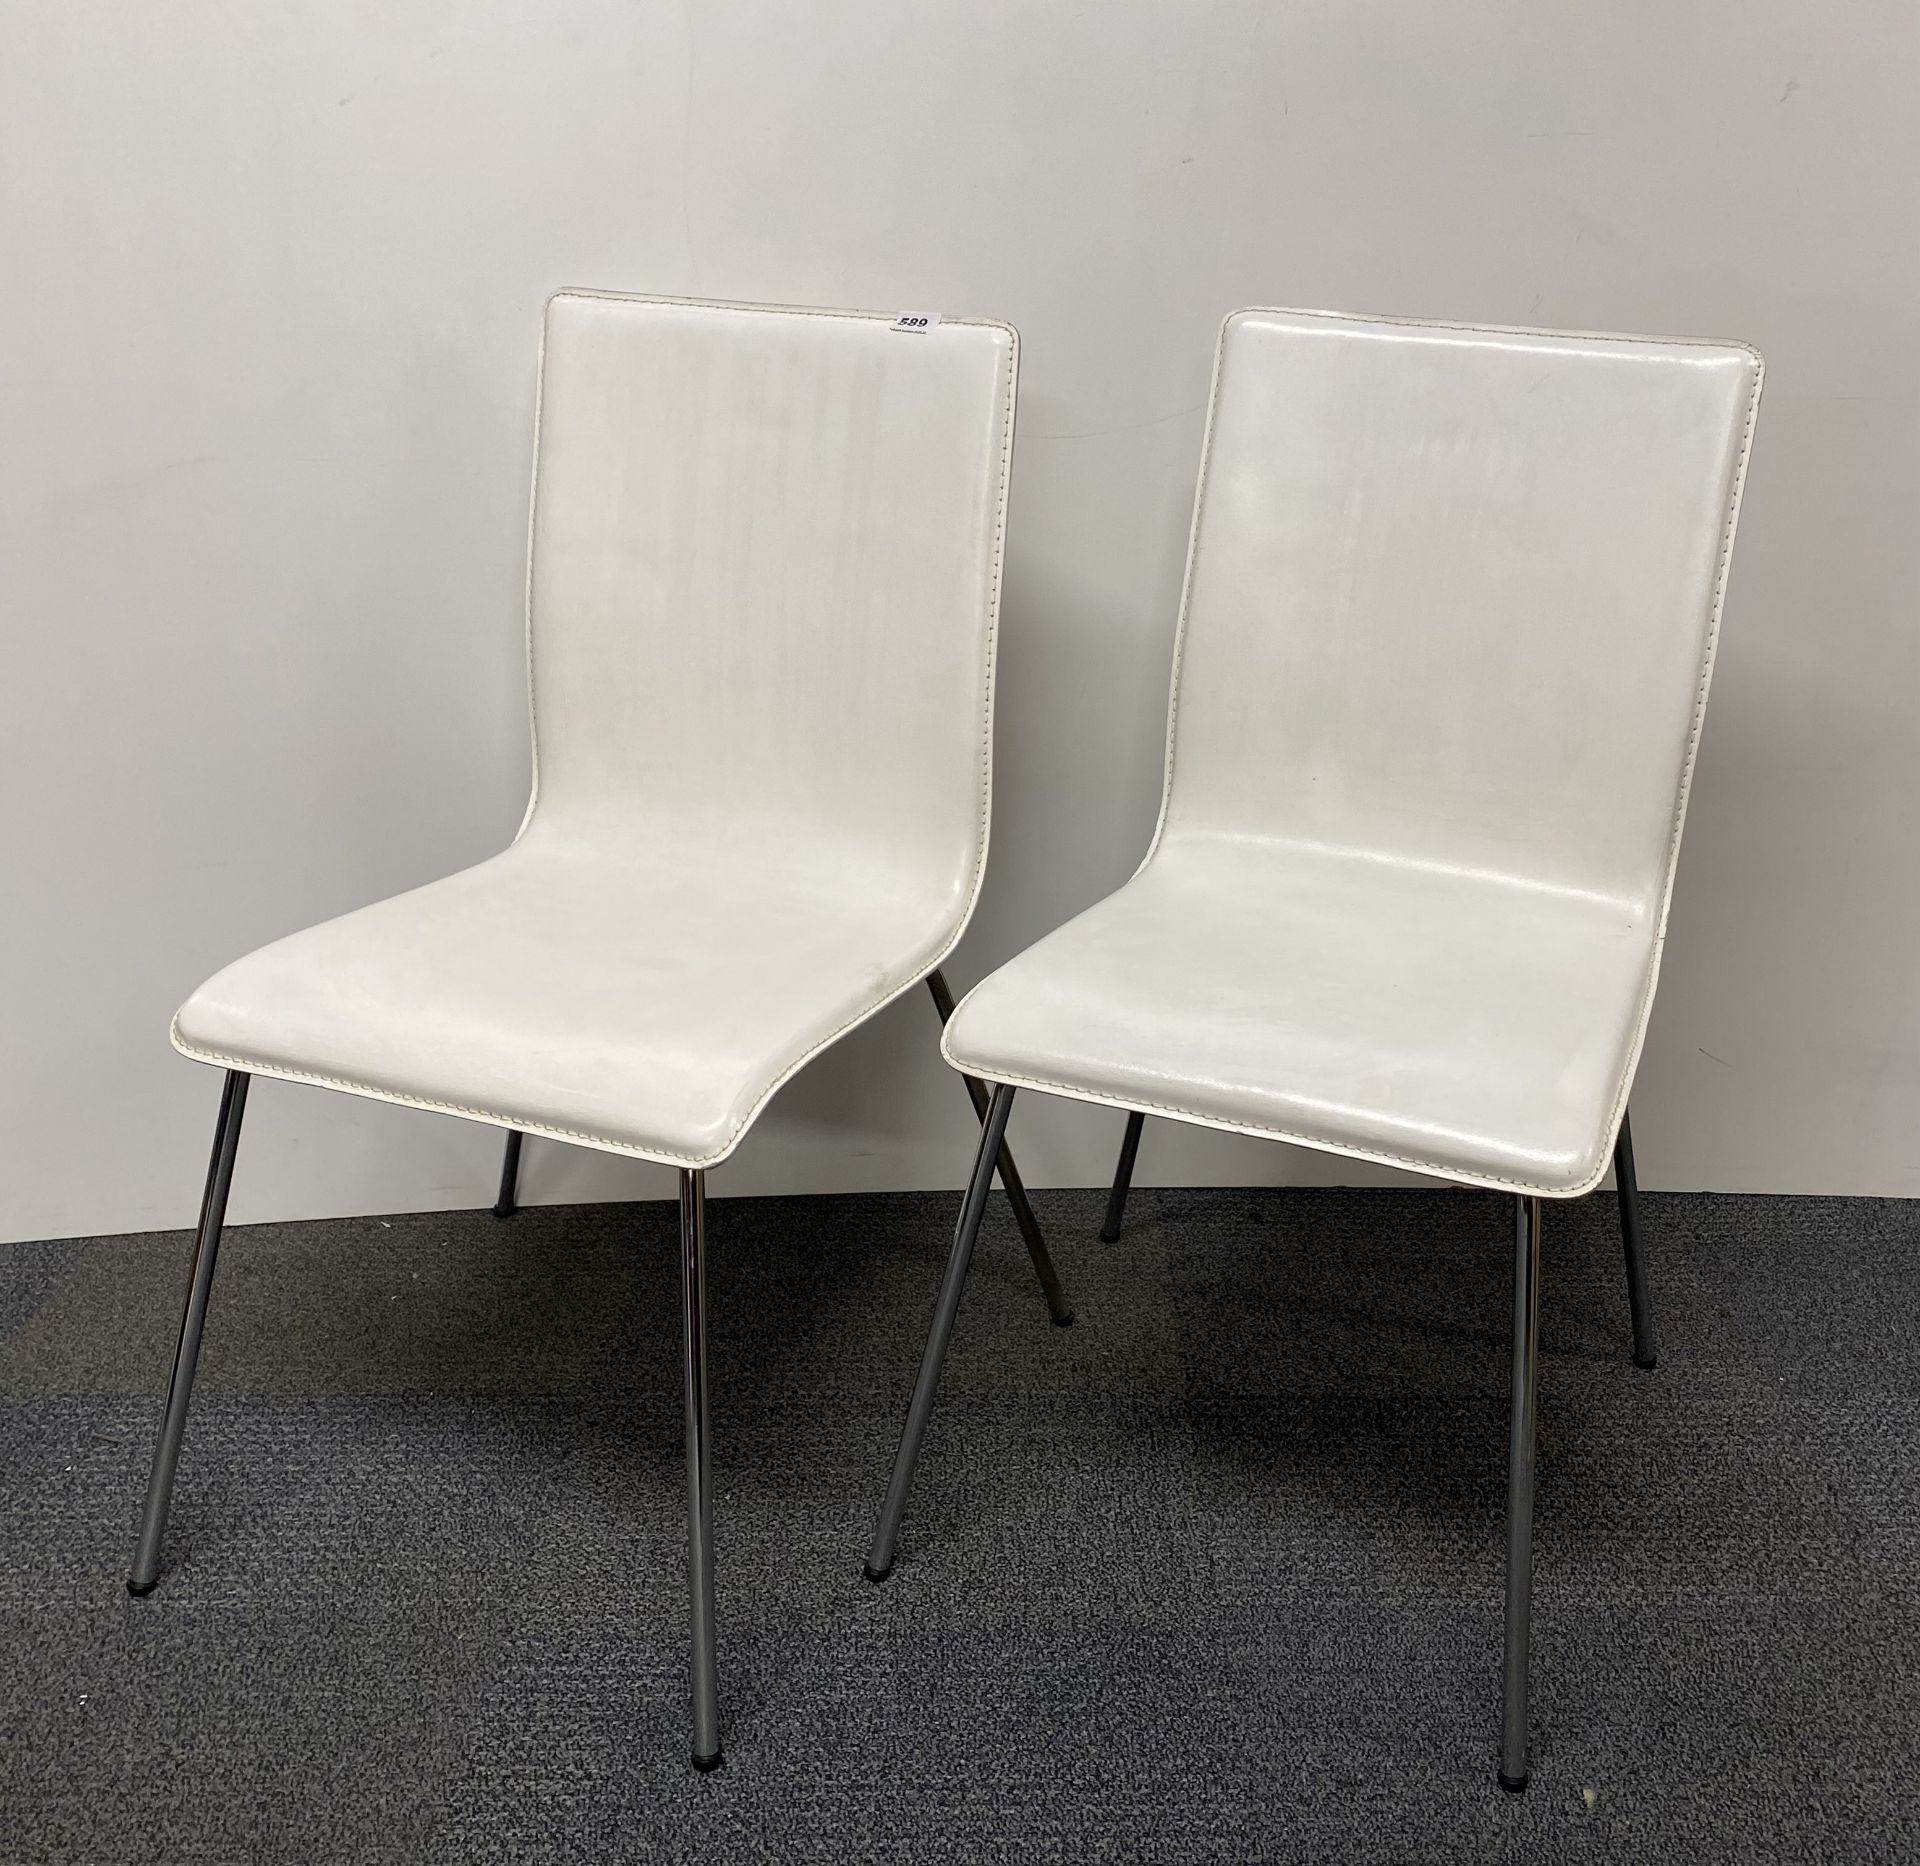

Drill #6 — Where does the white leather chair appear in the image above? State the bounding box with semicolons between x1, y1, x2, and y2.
865;308;1764;1791
130;290;1071;1772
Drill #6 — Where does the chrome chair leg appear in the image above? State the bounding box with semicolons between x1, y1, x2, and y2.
1500;1193;1543;1792
492;1129;524;1219
926;971;1072;1326
1099;1110;1147;1242
678;1168;722;1771
1613;1109;1657;1369
865;1082;1015;1583
129;1070;251;1596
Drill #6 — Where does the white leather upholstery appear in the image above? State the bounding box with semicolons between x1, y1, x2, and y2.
945;309;1762;1196
174;291;1018;1166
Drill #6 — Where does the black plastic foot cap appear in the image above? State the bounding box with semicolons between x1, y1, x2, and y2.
1498;1769;1529;1794
492;1202;515;1220
1098;1227;1121;1244
862;1560;892;1585
692;1750;724;1774
1633;1351;1658;1371
127;1577;157;1598
1051;1311;1076;1329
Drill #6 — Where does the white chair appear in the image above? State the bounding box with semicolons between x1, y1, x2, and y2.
131;290;1070;1772
866;308;1764;1790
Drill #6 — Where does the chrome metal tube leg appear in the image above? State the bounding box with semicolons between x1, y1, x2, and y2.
926;971;1072;1326
128;1070;251;1596
865;1082;1016;1583
1099;1111;1147;1242
679;1168;722;1772
492;1129;524;1219
1499;1193;1543;1792
1613;1110;1657;1370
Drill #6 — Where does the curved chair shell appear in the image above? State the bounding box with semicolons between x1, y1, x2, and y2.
945;308;1762;1197
175;291;1020;1168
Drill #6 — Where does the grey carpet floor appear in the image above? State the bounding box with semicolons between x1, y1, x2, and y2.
3;1182;1916;1864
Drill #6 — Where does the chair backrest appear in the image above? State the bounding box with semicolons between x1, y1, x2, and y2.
522;291;1018;899
1153;309;1763;913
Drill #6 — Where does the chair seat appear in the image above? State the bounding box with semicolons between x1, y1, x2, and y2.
172;832;963;1167
942;837;1659;1196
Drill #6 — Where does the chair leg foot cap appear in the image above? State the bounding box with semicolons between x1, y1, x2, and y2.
127;1578;157;1598
692;1751;724;1774
862;1560;891;1585
1098;1227;1121;1244
1497;1770;1529;1794
492;1204;515;1220
1051;1311;1075;1329
1633;1351;1657;1371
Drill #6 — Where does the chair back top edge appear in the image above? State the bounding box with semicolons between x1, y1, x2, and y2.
1218;302;1759;363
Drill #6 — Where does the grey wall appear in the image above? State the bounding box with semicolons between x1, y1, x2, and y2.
3;1;1916;1242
